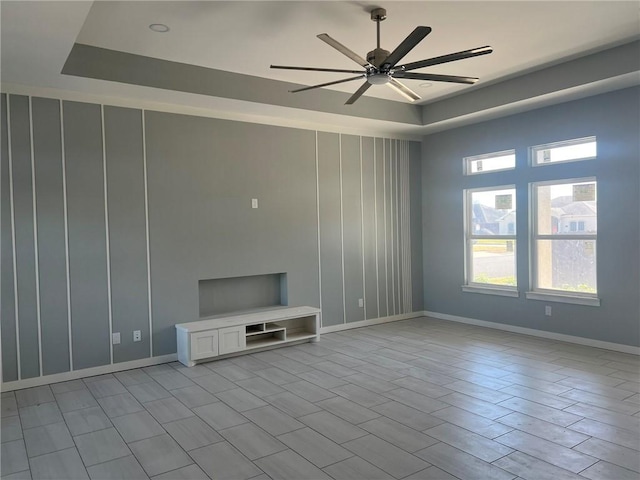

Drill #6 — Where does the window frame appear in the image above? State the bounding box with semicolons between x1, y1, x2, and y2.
530;136;597;167
463;184;518;297
527;177;600;306
463;149;516;176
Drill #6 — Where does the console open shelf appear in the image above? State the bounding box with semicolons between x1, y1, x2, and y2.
175;306;320;367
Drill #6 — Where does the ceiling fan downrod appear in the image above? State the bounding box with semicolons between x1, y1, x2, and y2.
372;8;386;49
368;8;390;68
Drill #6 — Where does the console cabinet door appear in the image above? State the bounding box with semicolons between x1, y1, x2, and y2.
190;330;219;360
219;326;246;355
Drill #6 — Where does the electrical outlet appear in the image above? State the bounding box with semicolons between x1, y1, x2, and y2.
358;298;364;308
133;330;141;342
251;198;258;209
545;306;552;316
112;332;121;345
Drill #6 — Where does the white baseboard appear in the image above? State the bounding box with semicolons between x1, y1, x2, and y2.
1;354;178;392
320;312;423;334
423;311;640;355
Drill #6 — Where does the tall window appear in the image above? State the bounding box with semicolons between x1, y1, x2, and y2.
464;186;517;291
530;178;597;297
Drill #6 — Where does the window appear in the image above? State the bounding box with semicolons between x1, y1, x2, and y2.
464;186;517;295
464;150;516;175
529;178;598;303
531;136;596;166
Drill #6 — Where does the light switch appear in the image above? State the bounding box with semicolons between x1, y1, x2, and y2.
112;332;121;345
251;198;258;209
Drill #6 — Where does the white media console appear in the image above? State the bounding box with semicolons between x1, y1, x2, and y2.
175;306;320;367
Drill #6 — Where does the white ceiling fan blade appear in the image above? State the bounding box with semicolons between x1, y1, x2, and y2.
387;78;421;102
393;72;478;84
317;33;374;68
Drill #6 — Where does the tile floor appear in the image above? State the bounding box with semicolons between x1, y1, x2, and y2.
1;317;639;480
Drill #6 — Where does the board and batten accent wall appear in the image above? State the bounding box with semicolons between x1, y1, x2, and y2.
0;93;422;384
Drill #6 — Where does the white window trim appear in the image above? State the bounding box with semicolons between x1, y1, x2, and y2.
463;149;516;175
530;136;596;167
464;185;518;294
529;177;599;303
462;285;519;297
525;291;600;307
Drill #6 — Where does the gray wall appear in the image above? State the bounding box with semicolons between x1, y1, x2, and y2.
422;87;640;347
0;94;422;383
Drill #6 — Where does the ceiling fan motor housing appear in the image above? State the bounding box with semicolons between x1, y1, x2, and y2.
367;48;391;68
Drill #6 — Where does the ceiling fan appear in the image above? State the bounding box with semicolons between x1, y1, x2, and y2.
271;8;493;105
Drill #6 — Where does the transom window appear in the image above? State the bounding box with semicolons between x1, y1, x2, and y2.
464;150;516;175
531;137;596;166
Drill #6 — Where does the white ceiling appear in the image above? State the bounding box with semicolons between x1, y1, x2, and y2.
1;1;639;134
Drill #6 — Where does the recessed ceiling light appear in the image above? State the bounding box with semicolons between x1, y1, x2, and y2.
419;82;433;88
149;23;170;33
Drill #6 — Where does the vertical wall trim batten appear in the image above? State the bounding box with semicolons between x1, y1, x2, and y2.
142;110;153;356
59;100;73;370
402;142;408;312
401;142;408;312
395;140;401;314
396;141;400;313
359;136;367;320
398;142;403;312
7;95;22;380
28;97;43;376
383;139;389;317
373;138;380;318
100;105;114;365
315;130;323;328
406;142;413;312
339;134;346;324
390;140;396;315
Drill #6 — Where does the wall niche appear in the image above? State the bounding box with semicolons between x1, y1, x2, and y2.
198;273;287;318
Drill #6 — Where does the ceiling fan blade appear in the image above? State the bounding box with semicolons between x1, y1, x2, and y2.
396;46;493;72
393;72;478;84
387;78;421;102
381;26;432;69
317;33;373;68
290;75;364;93
271;65;366;74
345;82;372;105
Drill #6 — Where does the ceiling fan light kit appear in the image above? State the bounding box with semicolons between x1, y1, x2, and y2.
271;7;493;105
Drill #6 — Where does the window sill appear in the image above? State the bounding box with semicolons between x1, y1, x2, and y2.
525;291;600;306
461;285;519;298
